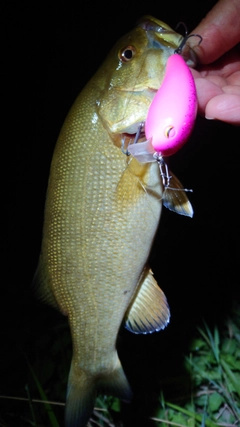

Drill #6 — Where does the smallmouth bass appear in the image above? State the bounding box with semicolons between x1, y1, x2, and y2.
34;16;195;427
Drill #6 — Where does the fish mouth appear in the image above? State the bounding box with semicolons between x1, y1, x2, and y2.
118;86;157;138
121;122;147;153
138;15;198;67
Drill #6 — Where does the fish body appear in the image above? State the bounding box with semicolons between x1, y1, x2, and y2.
34;17;194;427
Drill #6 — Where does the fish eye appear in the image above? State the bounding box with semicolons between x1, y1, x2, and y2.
119;45;136;62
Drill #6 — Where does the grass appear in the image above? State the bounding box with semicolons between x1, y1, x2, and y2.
90;303;240;427
153;303;240;427
1;304;239;426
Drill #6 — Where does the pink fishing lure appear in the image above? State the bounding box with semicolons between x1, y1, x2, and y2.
145;54;197;157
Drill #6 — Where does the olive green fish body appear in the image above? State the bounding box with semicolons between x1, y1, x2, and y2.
35;16;194;427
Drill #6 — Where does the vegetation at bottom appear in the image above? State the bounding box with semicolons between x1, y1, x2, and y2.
1;303;239;427
153;303;240;427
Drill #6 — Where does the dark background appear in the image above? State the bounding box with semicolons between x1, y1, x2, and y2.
2;1;239;426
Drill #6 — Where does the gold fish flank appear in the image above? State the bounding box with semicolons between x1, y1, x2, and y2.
34;16;194;427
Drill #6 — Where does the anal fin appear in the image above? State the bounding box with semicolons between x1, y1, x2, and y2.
32;256;59;310
125;268;170;334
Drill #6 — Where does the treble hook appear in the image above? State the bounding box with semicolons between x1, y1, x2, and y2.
133;122;145;145
174;22;202;54
121;122;145;156
175;33;203;55
121;136;131;156
175;21;188;37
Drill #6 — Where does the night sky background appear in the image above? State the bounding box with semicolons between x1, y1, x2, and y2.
2;1;239;426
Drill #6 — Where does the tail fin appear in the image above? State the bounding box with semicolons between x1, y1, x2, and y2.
98;360;133;403
65;362;96;427
65;358;132;427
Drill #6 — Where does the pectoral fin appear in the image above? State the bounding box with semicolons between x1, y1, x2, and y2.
163;170;193;218
125;268;170;334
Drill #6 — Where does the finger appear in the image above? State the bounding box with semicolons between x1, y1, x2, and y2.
223;85;240;95
189;0;240;64
193;76;223;115
205;93;240;125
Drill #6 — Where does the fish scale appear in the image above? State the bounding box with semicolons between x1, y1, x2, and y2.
34;16;195;427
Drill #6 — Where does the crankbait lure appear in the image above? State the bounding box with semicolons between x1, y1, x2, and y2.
128;33;202;189
145;53;197;156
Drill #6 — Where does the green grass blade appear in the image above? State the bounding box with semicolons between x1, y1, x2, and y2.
165;402;216;427
27;361;60;427
213;327;220;363
25;384;37;427
220;358;240;398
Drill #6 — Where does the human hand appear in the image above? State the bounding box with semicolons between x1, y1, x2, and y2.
188;0;240;125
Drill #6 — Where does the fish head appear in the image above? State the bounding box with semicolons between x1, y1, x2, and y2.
96;16;197;145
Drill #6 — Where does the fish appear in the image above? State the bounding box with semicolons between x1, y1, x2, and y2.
33;16;195;427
